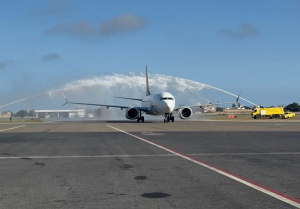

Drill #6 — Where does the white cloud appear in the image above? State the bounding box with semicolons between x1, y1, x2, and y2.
45;22;97;37
34;0;69;15
218;24;259;39
0;61;8;70
44;14;148;38
0;62;6;69
42;53;61;61
99;14;148;36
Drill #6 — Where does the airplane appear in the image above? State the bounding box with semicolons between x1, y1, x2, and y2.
62;66;231;123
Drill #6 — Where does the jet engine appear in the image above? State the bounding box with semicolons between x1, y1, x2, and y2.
178;107;192;119
125;107;139;120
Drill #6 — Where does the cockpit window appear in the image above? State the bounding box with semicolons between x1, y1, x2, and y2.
162;97;174;100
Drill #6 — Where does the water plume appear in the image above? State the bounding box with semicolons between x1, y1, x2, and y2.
56;72;257;106
0;72;257;111
0;92;49;109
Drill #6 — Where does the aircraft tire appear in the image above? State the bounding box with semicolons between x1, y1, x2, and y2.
171;116;174;122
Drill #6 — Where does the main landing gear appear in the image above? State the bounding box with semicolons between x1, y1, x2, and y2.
137;111;144;122
137;116;144;122
164;113;174;123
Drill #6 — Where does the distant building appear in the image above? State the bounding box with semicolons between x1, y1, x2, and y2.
35;107;85;118
198;106;216;113
0;111;12;118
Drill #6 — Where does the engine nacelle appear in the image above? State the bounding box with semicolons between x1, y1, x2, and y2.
178;107;192;119
125;107;139;120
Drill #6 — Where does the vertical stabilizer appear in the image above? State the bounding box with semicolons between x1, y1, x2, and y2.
236;92;242;108
146;65;151;96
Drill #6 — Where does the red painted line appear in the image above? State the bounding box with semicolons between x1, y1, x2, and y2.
107;125;300;208
167;145;300;205
186;155;300;204
145;141;300;204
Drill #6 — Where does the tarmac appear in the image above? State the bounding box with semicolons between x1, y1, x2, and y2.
0;120;300;209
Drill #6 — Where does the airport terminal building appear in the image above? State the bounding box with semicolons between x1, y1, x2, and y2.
35;107;85;119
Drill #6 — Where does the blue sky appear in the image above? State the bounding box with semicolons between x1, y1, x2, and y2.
0;0;299;111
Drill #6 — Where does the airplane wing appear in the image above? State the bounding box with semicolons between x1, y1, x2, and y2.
174;94;242;112
174;102;232;111
173;100;238;120
64;101;128;109
61;92;149;112
114;96;143;101
61;91;128;109
134;106;149;112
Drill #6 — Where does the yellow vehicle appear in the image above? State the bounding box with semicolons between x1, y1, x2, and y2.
252;107;284;119
282;111;295;119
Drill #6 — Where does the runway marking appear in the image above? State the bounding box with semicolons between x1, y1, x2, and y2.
0;154;175;160
187;152;300;156
107;125;300;208
142;132;165;136
0;125;26;132
1;152;299;160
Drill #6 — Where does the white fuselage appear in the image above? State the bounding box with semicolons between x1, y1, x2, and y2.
141;91;175;116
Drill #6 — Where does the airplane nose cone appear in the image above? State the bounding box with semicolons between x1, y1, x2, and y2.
165;106;172;113
163;101;174;113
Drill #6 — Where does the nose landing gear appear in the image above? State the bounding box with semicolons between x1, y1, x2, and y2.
164;113;174;123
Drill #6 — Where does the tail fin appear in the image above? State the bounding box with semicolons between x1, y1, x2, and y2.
146;65;151;96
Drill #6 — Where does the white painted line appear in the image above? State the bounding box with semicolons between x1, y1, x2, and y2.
141;132;165;135
142;133;165;136
1;152;298;160
187;152;300;156
0;154;176;160
0;125;26;132
107;125;300;208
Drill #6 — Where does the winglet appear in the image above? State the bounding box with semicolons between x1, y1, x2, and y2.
146;65;151;96
61;91;69;106
236;92;242;108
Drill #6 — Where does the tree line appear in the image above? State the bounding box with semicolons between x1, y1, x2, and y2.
11;109;35;118
284;102;300;112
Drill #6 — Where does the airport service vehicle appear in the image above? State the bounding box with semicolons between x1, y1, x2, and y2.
251;107;284;119
282;111;295;119
62;66;197;123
